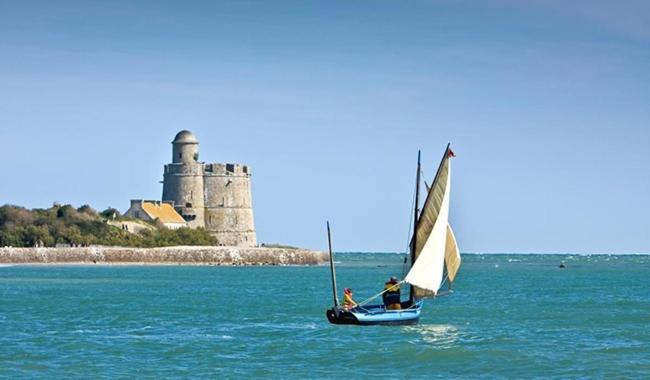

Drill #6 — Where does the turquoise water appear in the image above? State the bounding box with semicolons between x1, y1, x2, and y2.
1;253;649;378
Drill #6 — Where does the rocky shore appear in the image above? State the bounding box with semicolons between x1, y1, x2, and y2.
0;246;327;266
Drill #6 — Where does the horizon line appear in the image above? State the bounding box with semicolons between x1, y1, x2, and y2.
334;251;650;256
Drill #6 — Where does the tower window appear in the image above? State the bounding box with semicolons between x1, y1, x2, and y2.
186;202;192;208
179;153;182;159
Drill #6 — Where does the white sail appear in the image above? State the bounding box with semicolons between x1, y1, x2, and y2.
405;160;452;295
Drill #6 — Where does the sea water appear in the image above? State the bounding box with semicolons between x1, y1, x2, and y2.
0;253;648;378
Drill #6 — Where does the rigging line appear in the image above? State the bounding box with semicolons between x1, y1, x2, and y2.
404;178;416;251
438;274;449;293
403;301;421;310
420;168;429;192
402;176;418;278
357;281;404;306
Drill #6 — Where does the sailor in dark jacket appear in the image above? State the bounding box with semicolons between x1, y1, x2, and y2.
383;276;401;310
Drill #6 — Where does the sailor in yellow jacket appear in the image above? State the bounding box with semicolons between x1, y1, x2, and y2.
343;288;358;311
383;276;402;310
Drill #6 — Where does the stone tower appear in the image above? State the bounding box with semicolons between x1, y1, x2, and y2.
162;130;205;229
161;130;257;247
203;163;256;246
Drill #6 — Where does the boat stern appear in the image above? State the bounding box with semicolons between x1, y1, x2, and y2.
326;307;360;325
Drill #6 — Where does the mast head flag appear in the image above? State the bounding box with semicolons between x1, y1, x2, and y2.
404;145;460;297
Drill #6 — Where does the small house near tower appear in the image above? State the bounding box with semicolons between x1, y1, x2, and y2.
124;200;187;230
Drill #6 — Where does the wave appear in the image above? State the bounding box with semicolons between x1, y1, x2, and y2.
404;324;460;346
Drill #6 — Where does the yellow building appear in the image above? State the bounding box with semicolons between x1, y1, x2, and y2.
124;200;187;230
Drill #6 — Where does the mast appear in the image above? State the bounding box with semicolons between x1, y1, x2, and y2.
327;221;339;307
409;150;421;304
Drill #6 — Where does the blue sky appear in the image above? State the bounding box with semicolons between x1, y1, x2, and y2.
0;1;648;253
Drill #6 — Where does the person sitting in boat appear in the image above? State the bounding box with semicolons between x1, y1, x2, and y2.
343;288;358;311
383;276;402;310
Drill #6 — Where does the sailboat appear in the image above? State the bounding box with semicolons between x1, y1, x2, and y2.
326;144;461;325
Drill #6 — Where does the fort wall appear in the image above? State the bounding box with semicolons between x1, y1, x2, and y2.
203;163;257;246
162;162;205;228
0;246;327;265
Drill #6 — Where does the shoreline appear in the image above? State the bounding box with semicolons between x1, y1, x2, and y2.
0;246;328;266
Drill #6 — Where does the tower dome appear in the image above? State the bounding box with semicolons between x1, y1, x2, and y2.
172;130;199;144
171;130;199;164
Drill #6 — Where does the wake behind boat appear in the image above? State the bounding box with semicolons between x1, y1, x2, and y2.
326;145;461;326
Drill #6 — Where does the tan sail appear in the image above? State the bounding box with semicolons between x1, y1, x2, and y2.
445;223;461;283
405;153;452;297
413;153;449;263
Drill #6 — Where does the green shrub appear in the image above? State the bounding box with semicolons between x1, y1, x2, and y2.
0;204;217;247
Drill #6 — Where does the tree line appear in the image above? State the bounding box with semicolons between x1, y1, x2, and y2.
0;204;217;247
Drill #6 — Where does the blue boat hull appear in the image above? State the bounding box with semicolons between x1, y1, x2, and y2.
326;301;422;326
